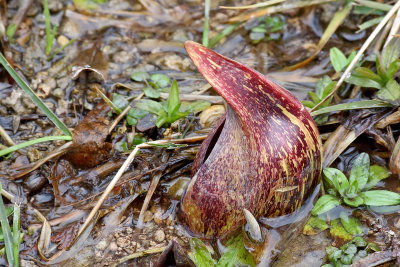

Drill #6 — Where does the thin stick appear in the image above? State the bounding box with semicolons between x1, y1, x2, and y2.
159;93;223;104
136;172;162;228
0;125;15;146
202;0;210;47
11;141;72;179
110;246;166;267
76;143;142;237
76;136;207;238
220;0;284;10
311;0;400;112
384;7;400;47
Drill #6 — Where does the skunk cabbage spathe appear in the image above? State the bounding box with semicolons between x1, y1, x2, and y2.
180;41;322;238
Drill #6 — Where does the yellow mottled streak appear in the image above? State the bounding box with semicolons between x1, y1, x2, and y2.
207;58;222;69
276;104;318;205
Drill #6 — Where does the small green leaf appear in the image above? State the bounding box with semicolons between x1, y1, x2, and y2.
347;51;357;64
180;100;211;113
115;141;129;152
249;31;265;41
143;87;161;98
341;243;357;256
357;16;384;32
377;79;400;102
302;100;315;108
323;168;349;197
128;108;149;120
360;190;400;206
308;91;320;104
347;180;358;198
315;76;332;99
330;47;348;72
167;80;180;116
330;219;353;241
346;67;384;89
326;246;341;262
155;113;168;128
364;165;390;190
340;253;354;265
349;153;370;191
251;26;268;33
340;212;363;235
353;237;367;248
126;116;137;126
189;238;216;267
163;111;189;125
6;23;16;43
386;59;400;80
216;235;256;267
112;93;129;110
366;243;380;253
133;99;163;116
131;71;150;82
151;74;171;88
343;196;364;207
264;16;284;32
303;215;329;235
132;135;146;146
381;38;400;72
311;194;341;215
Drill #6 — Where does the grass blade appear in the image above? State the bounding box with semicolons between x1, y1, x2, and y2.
285;0;352;70
0;53;72;136
310;100;393;116
0;183;15;266
229;0;334;22
202;0;210;47
43;0;53;55
220;0;285;10
12;204;20;267
47;38;76;61
356;0;392;11
0;136;72;157
209;22;243;48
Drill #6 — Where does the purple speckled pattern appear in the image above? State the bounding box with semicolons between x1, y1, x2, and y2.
180;41;322;238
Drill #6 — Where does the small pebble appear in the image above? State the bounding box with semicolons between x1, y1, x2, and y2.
57;35;70;47
116;237;130;248
109;242;118;251
154;229;166;242
96;240;108;250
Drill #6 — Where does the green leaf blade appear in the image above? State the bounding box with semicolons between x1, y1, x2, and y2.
348;153;370;191
364;165;390;190
323;168;349;197
0;183;15;266
133;99;163;116
151;74;171;88
340;212;363;235
189;238;216;267
312;194;341;215
360;190;400;206
167;80;180;116
131;71;150;82
330;47;348;72
216;235;256;267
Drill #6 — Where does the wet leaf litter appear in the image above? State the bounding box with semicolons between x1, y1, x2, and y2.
0;0;400;266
